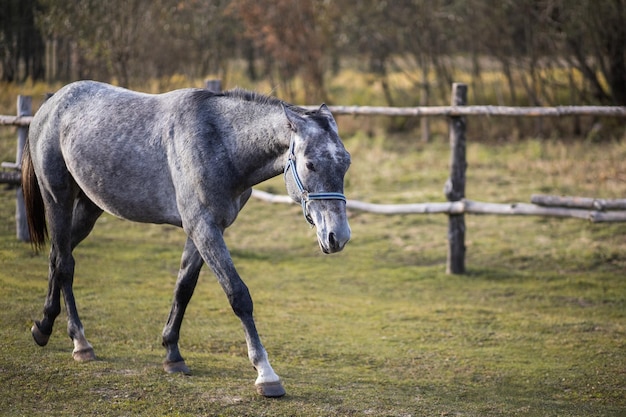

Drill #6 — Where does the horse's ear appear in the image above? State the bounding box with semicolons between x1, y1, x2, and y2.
318;103;339;132
282;103;304;132
318;103;332;117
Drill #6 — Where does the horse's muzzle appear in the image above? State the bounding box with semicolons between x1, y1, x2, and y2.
318;226;350;254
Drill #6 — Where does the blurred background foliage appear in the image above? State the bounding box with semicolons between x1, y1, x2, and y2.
1;0;625;138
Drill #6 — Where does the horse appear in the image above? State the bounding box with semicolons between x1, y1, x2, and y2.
21;80;351;398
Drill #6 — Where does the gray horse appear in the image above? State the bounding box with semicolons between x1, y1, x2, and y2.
22;80;351;397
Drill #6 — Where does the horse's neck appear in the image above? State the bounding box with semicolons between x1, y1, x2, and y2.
230;108;291;189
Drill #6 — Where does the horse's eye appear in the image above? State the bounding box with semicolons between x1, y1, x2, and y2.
306;162;316;172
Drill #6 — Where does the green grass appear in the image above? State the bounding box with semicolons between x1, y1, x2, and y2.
0;133;625;416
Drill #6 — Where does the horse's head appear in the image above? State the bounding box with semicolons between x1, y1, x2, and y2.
283;104;351;254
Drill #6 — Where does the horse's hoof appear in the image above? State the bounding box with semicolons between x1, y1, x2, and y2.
255;380;286;398
163;360;191;375
72;347;96;362
31;322;50;347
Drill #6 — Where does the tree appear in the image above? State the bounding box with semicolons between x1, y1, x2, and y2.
158;0;240;82
336;0;402;105
550;0;626;105
230;0;337;102
38;0;157;87
0;0;45;82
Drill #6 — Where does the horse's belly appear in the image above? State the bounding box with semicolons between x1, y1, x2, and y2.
87;181;182;226
67;148;182;226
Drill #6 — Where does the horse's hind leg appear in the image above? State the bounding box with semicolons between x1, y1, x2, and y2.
162;237;203;374
32;188;75;350
71;192;103;250
31;271;61;347
32;191;102;362
66;194;103;360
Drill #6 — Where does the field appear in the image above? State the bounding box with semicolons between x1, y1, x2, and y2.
1;119;625;415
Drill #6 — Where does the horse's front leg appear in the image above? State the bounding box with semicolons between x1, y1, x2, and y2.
191;221;285;398
162;237;203;374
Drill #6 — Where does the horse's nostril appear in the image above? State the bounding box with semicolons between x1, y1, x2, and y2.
328;232;337;248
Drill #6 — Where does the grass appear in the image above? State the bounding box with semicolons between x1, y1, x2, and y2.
1;125;625;416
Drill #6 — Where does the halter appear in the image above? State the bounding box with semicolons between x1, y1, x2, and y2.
284;133;347;226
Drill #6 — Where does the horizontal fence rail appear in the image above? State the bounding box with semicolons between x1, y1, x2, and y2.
299;105;626;118
3;108;626;129
0;115;33;127
251;190;626;223
2;82;626;273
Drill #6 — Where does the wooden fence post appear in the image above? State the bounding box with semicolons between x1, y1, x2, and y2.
15;95;31;242
445;83;467;274
205;79;222;93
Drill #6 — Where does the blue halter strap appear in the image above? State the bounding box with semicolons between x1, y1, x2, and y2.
284;133;347;225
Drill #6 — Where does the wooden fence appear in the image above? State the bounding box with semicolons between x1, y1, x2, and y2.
2;82;626;274
1;96;31;241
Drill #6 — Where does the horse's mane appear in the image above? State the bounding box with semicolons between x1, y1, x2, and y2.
192;87;313;115
223;88;286;108
225;90;336;132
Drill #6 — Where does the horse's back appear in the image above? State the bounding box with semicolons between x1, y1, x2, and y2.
30;81;188;225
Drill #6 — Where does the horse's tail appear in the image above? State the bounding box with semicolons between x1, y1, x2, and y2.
21;139;48;250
